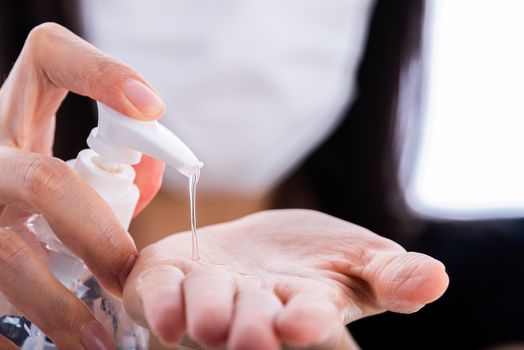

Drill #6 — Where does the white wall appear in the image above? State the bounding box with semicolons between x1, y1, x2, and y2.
407;0;524;219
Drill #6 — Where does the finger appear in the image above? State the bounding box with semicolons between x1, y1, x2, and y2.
183;267;236;348
0;226;114;349
228;288;282;350
365;251;449;314
276;294;345;349
124;263;185;347
298;325;360;350
0;147;137;297
30;22;164;119
0;23;164;148
330;329;361;350
132;154;165;217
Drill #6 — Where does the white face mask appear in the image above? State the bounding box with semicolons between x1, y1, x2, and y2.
81;0;374;194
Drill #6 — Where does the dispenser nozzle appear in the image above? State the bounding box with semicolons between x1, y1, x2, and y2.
87;103;203;177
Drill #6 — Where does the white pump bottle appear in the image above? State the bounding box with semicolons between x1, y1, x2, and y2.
73;102;203;228
1;102;203;350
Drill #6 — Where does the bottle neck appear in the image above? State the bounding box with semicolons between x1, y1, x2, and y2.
68;149;140;229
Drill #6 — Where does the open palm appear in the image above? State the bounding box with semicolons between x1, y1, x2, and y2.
124;209;448;349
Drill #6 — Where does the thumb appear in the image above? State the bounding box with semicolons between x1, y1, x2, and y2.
1;22;165;134
31;23;166;120
367;251;449;313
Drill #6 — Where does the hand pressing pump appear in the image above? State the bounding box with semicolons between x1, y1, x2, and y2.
0;103;202;349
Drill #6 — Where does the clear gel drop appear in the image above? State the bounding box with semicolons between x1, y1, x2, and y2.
189;171;200;261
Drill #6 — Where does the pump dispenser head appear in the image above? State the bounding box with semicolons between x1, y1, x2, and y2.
70;102;202;227
87;103;203;177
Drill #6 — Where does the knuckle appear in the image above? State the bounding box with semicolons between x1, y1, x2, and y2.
148;308;184;343
92;221;133;275
24;23;71;78
236;320;264;339
376;253;423;297
189;322;223;346
230;322;276;350
83;55;135;94
39;295;87;343
189;301;229;342
54;297;85;330
93;56;123;76
0;229;27;274
27;22;66;48
99;221;128;256
21;156;74;199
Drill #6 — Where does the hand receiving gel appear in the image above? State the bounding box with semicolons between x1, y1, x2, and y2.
0;103;203;349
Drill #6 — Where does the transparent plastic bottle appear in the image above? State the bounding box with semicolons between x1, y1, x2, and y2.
10;214;149;350
0;103;202;349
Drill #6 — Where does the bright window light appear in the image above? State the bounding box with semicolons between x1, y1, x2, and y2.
407;0;524;219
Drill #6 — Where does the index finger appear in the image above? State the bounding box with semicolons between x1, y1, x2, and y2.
1;22;164;131
0;147;137;297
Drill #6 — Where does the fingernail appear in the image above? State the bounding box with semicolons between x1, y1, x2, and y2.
123;79;164;115
81;321;114;350
119;254;137;289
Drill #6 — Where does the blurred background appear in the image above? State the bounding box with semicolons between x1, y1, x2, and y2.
1;0;523;349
